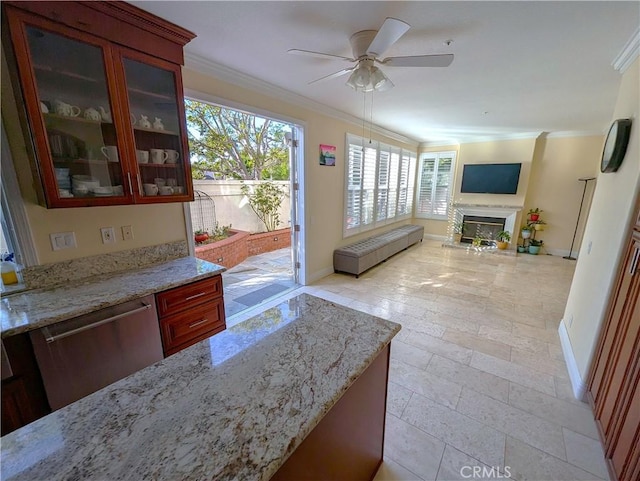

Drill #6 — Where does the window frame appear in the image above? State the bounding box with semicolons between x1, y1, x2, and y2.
414;151;457;221
344;134;416;237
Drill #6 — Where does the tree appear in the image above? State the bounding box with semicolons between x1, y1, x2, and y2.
185;100;289;180
240;182;286;232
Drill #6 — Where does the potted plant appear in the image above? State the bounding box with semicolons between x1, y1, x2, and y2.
194;229;209;243
521;225;533;239
517;245;527;253
528;208;543;222
531;220;546;231
529;239;544;255
496;230;511;250
453;221;463;243
472;236;483;248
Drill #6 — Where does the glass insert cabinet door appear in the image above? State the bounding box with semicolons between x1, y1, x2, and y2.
23;25;128;204
121;55;189;199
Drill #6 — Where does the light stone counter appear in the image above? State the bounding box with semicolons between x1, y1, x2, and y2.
1;257;225;338
0;293;401;481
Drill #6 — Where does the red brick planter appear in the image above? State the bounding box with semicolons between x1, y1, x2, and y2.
195;227;291;269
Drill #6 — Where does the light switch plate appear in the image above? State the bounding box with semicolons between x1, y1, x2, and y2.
50;232;77;251
121;225;134;241
100;227;116;244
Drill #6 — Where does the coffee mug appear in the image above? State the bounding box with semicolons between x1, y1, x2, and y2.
150;149;168;164
159;186;174;195
154;178;166;188
173;186;185;194
165;149;180;164
143;183;158;196
113;185;124;196
101;145;119;162
136;150;149;164
166;178;177;187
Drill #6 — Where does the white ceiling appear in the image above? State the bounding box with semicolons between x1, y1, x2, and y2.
132;1;639;144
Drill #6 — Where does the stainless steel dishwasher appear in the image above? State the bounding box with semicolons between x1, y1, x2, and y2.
30;294;163;410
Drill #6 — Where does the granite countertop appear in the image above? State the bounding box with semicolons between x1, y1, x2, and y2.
0;294;401;481
0;257;225;338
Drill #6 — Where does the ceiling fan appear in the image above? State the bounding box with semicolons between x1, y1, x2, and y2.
288;17;454;92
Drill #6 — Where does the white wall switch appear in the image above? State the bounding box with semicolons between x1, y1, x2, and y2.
50;232;77;251
121;225;134;241
100;227;116;244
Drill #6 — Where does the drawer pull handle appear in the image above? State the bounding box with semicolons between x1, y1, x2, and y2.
630;246;640;276
188;318;209;329
185;292;207;301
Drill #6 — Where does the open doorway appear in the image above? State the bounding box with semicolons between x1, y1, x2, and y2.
183;98;303;319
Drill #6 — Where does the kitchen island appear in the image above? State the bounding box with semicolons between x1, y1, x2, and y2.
1;294;400;480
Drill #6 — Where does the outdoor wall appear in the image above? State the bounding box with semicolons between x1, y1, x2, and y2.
563;58;639;386
183;67;418;283
523;134;602;256
1;48;188;266
191;180;291;234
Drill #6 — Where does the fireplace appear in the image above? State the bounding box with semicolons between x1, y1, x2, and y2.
461;215;506;245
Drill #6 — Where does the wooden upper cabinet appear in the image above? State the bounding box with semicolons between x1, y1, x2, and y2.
2;1;196;208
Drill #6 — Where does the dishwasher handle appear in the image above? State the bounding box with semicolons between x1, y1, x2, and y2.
42;302;152;343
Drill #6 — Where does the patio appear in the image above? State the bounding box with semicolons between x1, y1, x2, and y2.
222;247;296;319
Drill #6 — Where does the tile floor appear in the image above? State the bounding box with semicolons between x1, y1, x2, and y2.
229;240;610;481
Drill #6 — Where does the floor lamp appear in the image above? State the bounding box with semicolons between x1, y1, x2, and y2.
564;177;596;260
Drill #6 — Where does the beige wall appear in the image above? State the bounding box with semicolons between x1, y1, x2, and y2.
183;68;417;282
564;57;639;380
523;135;602;256
1;47;188;265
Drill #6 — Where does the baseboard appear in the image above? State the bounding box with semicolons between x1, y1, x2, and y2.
307;266;336;285
424;234;447;241
558;320;588;401
546;248;579;258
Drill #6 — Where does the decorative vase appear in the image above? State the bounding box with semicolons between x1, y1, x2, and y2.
529;245;541;255
497;241;509;250
534;224;545;231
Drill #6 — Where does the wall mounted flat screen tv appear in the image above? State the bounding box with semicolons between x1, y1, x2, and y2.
460;163;522;194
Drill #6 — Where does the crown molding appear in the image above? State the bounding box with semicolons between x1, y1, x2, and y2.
456;131;543;145
545;130;605;139
613;27;640;73
183;52;418;147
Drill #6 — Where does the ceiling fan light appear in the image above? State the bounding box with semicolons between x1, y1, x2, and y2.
369;67;387;89
347;65;371;90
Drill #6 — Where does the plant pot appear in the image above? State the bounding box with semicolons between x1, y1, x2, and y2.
517;246;526;253
534;224;545;231
194;233;209;243
528;245;541;255
529;214;540;221
521;230;531;239
497;241;509;250
453;233;462;243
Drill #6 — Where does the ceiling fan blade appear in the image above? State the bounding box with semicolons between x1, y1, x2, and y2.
287;49;354;62
308;66;355;85
366;17;411;57
382;54;454;68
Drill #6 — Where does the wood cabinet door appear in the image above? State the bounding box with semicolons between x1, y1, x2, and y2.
588;198;640;481
4;6;135;207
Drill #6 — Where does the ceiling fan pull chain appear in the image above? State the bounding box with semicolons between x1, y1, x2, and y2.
369;90;374;143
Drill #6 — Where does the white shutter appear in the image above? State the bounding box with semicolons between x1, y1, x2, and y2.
415;151;455;219
387;151;399;219
346;142;363;229
343;134;418;236
361;146;377;226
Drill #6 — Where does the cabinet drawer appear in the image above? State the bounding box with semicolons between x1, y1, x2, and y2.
156;276;222;318
159;299;225;356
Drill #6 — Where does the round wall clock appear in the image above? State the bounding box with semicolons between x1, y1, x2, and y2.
601;118;632;173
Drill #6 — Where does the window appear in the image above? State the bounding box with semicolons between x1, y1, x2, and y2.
344;134;416;236
415;151;456;220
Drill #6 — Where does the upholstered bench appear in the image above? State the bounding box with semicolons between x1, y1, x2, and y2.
333;225;424;277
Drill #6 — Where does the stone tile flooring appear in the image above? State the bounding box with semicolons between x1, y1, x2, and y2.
229;240;610;480
222;247;296;319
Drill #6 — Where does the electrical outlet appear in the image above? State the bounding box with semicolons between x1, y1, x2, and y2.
100;227;116;244
121;225;134;241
